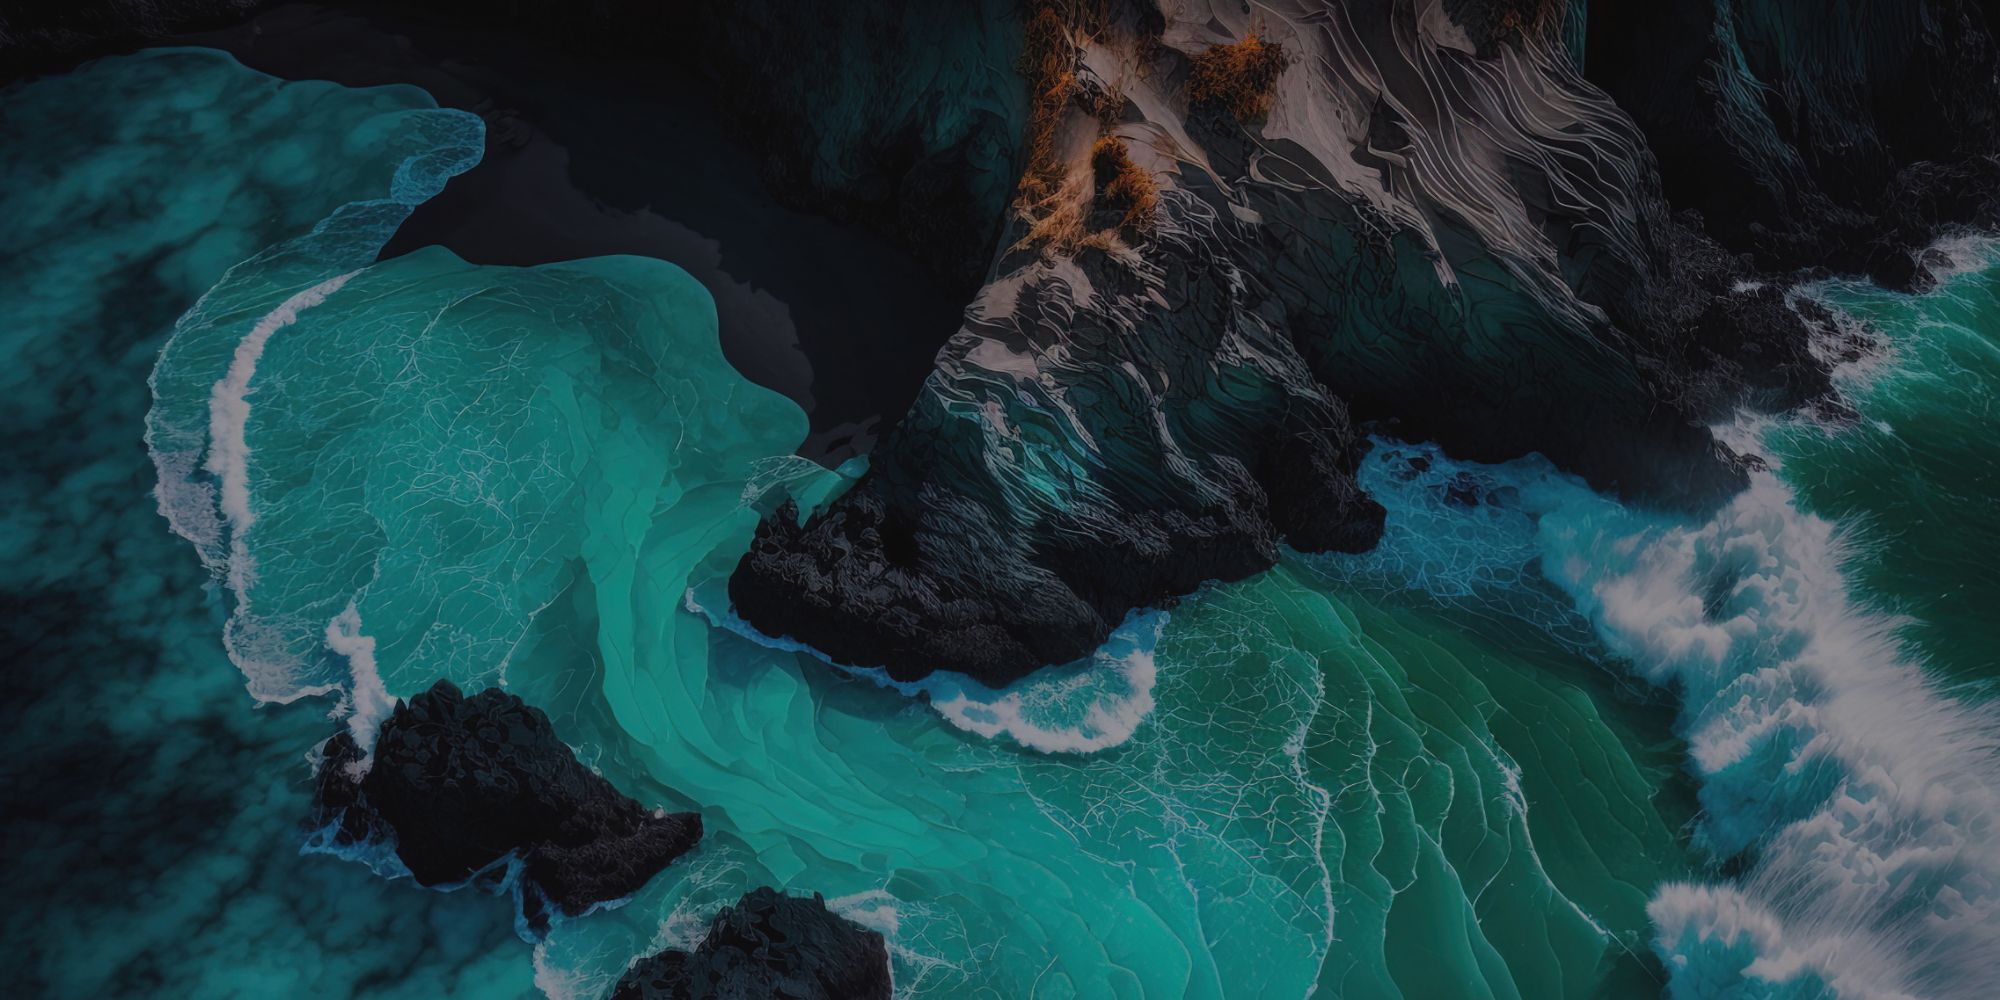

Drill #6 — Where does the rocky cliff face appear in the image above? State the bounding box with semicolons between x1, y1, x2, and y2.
732;0;1931;684
313;681;702;935
610;888;892;1000
12;0;1996;686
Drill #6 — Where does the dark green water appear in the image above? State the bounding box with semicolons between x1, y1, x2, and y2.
1766;253;2000;690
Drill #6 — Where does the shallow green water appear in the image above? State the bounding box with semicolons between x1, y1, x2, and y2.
134;113;1692;992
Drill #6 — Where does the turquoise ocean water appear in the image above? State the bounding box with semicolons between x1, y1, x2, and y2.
4;50;1995;999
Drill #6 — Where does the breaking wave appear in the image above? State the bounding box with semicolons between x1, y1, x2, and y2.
1556;474;2000;1000
1341;403;2000;998
145;96;482;708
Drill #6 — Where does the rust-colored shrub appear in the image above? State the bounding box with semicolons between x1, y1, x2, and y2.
1017;3;1082;210
1012;1;1156;254
1090;136;1157;232
1187;33;1288;122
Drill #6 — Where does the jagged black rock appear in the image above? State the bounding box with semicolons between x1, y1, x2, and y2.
312;680;701;934
1586;0;2000;291
730;238;1388;687
610;888;892;1000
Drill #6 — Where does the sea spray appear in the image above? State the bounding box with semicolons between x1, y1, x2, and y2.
1766;243;2000;690
326;601;395;761
1618;244;2000;999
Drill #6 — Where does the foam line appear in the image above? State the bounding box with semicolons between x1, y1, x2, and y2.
685;578;1165;755
206;271;356;544
1334;438;2000;998
325;601;393;763
1544;473;2000;999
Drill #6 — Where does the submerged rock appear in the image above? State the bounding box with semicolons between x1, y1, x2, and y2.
610;888;892;1000
312;680;701;933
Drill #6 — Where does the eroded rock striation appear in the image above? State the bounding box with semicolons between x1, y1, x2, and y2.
313;680;701;933
610;888;892;1000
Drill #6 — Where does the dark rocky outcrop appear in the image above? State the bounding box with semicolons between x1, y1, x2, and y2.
1585;0;2000;291
313;680;701;934
610;888;892;1000
731;236;1387;687
732;0;1910;685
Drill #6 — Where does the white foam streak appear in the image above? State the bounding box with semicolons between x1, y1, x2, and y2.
326;601;393;764
177;271;365;709
913;619;1160;755
206;271;356;541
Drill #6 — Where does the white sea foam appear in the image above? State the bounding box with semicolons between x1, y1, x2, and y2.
872;616;1162;755
829;888;981;1000
686;578;1166;755
1338;436;2000;998
1922;233;2000;284
1540;472;2000;999
829;889;903;938
529;953;593;1000
206;271;356;543
165;271;360;704
326;600;393;764
1335;224;2000;1000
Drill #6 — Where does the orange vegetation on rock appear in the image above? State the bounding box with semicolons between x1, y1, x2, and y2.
1090;136;1157;232
1187;32;1288;122
1017;3;1081;211
1012;1;1158;254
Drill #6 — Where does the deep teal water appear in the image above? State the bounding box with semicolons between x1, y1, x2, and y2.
0;48;533;998
4;49;1996;1000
